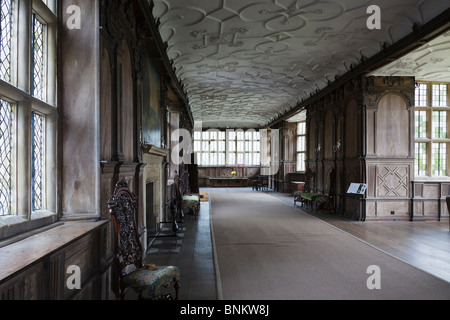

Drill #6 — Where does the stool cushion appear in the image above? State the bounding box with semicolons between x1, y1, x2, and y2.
124;265;181;297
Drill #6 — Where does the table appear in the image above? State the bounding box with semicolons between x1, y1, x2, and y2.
209;178;248;187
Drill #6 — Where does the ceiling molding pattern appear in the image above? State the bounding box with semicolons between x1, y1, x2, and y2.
371;29;450;82
152;0;450;128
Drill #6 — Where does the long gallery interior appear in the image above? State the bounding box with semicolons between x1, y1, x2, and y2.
1;0;450;301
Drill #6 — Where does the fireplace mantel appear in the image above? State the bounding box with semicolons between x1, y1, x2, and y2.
141;144;169;238
142;144;169;157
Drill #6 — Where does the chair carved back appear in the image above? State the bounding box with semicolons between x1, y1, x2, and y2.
108;180;145;277
180;169;191;196
304;168;314;193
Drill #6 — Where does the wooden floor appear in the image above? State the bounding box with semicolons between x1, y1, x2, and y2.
273;191;450;283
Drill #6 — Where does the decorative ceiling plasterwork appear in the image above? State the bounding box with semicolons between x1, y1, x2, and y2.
371;30;450;81
152;0;450;128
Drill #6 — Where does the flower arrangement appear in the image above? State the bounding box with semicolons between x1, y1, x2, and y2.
231;171;237;178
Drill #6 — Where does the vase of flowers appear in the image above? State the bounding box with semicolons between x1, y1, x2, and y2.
231;171;237;179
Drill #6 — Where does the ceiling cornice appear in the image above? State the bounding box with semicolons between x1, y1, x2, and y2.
265;7;450;129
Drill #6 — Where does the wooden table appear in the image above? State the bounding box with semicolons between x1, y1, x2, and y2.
209;178;248;187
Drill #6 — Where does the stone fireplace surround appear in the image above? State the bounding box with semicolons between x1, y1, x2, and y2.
142;145;169;236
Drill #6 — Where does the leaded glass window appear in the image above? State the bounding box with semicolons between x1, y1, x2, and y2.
432;84;448;107
32;111;44;211
415;111;427;139
297;122;306;172
194;129;260;166
415;83;428;107
415;143;427;176
0;0;12;83
414;82;450;177
432;111;447;139
32;13;45;100
0;0;57;240
432;143;447;176
0;99;11;216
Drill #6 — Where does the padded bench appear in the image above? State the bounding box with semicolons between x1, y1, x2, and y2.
182;194;200;219
294;192;333;213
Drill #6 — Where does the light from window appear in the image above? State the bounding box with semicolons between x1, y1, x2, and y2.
432;143;446;176
415;111;427;139
297;153;305;172
432;84;448;107
432;111;447;139
415;143;427;176
415;83;428;107
0;99;11;216
0;0;12;83
296;122;306;172
32;112;44;211
32;13;45;100
194;129;260;166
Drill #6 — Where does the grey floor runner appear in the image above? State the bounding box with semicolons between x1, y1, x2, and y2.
210;191;450;300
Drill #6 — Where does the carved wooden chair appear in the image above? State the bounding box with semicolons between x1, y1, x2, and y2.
294;168;314;207
176;170;200;220
108;180;180;300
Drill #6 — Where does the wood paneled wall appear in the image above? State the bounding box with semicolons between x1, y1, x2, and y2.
0;222;113;300
0;0;189;300
300;75;443;221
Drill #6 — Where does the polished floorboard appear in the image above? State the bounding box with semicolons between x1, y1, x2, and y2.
144;188;450;300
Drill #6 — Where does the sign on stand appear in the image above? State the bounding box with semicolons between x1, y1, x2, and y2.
347;183;368;220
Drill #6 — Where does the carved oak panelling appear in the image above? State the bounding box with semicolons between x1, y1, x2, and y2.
423;201;439;218
375;94;410;158
377;200;410;218
64;235;95;298
376;166;409;197
423;184;440;199
0;263;43;300
345;99;359;158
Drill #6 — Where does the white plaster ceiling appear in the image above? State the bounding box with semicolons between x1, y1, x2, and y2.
287;109;306;122
371;29;450;81
152;0;450;128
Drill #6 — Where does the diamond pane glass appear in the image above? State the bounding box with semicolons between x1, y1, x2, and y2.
32;112;44;211
0;0;12;83
32;14;45;100
0;99;12;216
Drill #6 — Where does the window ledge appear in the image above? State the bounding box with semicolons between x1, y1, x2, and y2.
0;216;27;227
0;220;108;282
0;211;58;242
31;210;57;221
413;177;450;182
